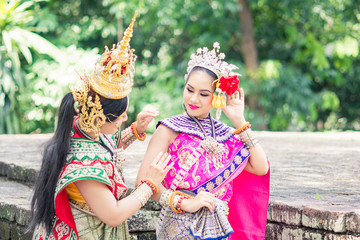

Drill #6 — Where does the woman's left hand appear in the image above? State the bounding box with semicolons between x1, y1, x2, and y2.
136;110;159;134
222;88;246;126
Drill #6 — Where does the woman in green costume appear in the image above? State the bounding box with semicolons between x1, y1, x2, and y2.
28;12;172;239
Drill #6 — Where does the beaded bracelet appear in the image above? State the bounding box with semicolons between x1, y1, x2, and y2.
140;179;158;194
169;191;193;214
131;122;146;141
169;191;183;213
176;195;187;214
233;121;251;135
172;194;181;211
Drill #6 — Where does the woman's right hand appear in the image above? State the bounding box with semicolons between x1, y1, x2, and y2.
144;152;173;187
180;191;216;213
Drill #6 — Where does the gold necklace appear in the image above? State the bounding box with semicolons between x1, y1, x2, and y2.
184;107;226;170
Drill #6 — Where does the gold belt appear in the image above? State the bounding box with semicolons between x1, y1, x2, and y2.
69;199;93;214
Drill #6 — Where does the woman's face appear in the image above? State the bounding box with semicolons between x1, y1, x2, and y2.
100;111;128;135
183;70;215;119
100;100;129;135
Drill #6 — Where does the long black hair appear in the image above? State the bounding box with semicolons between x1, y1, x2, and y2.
27;91;128;235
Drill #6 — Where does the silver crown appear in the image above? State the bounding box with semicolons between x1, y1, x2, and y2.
184;42;240;80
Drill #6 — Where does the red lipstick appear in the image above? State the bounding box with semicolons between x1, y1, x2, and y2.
189;104;199;110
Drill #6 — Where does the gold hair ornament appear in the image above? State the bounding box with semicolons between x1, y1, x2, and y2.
70;11;138;139
70;73;106;140
185;42;240;81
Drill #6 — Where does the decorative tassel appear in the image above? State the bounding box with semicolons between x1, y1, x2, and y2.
216;108;222;120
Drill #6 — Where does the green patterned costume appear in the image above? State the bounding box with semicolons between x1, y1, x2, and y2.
33;120;130;239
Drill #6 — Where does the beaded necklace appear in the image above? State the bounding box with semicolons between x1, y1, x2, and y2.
183;106;226;170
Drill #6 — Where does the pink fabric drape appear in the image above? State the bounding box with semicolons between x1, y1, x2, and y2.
228;167;270;240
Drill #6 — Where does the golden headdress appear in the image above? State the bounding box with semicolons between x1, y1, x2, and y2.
70;12;138;139
90;12;137;99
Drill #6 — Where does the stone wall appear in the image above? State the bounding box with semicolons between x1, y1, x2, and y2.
0;132;359;239
266;201;360;239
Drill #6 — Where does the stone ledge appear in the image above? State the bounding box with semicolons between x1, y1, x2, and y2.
266;223;360;240
0;162;37;186
347;211;360;233
267;198;360;235
0;221;32;240
302;206;346;233
267;201;302;226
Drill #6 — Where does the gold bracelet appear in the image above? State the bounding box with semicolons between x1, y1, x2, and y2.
159;189;173;208
131;182;153;206
121;126;136;146
233;121;251;135
239;128;259;149
131;122;146;141
140;179;159;194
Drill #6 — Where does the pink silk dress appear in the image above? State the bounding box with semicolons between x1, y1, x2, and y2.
157;114;270;240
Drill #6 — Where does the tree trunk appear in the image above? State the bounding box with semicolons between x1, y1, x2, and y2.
238;0;258;72
237;0;267;130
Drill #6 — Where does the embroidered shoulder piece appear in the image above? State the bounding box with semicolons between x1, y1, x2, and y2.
157;114;234;143
68;118;115;163
66;137;112;163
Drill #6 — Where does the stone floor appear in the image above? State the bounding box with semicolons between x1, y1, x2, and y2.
2;132;358;209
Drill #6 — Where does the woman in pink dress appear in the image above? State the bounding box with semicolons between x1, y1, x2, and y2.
136;42;270;239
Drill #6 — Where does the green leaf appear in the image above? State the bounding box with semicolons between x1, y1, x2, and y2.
2;30;13;53
17;42;32;64
5;0;19;13
321;91;340;111
14;1;34;13
9;27;63;62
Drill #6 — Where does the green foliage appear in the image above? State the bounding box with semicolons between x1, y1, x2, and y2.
1;0;359;133
257;61;315;131
251;0;360;130
23;46;99;133
0;0;61;133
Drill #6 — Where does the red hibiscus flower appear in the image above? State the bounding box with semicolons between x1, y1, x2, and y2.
218;75;239;95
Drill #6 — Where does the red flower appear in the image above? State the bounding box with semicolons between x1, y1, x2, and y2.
218;75;239;95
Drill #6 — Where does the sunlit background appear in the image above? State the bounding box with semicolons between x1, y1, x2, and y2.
1;0;359;134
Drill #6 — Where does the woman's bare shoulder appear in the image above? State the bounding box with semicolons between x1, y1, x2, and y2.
153;123;178;145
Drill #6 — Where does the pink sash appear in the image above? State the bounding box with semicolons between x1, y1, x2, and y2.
228;166;270;239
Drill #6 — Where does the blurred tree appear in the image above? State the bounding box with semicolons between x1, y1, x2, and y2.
0;0;60;133
2;0;359;133
250;0;360;130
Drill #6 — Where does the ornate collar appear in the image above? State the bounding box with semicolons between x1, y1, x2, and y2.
157;114;234;143
73;118;125;169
